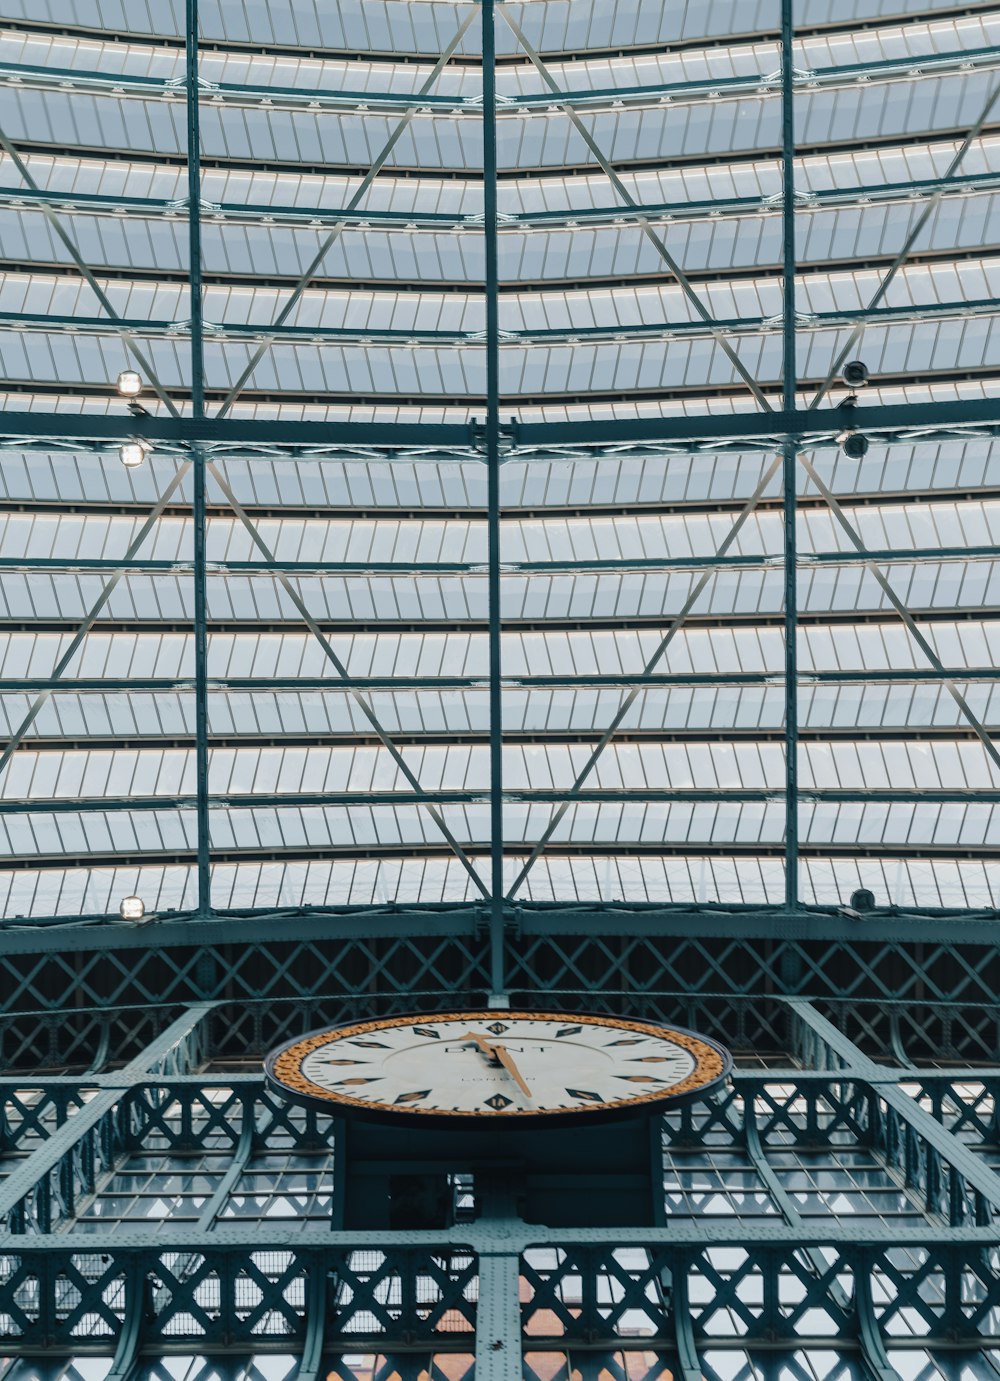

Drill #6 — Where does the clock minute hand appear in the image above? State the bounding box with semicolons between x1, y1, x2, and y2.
459;1032;533;1100
490;1042;533;1100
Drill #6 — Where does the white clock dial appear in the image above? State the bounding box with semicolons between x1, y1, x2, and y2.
267;1011;729;1121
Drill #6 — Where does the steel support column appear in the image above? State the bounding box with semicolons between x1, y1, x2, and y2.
474;1175;523;1380
482;0;506;998
186;0;211;917
781;0;799;910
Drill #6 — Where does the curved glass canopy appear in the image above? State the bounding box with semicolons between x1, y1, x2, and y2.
0;0;999;924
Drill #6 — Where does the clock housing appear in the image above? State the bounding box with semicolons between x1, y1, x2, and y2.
265;1009;731;1127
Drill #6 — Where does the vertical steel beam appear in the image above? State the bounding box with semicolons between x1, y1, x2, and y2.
780;0;799;909
475;1253;521;1379
854;1265;904;1381
186;0;212;917
482;0;506;997
475;1175;522;1380
105;1268;146;1381
670;1265;704;1381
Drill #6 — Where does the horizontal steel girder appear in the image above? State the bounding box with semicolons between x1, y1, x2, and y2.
0;902;997;951
3;397;1000;453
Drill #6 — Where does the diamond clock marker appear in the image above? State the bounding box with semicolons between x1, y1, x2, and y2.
484;1093;514;1111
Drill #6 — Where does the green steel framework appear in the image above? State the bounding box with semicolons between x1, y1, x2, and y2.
0;0;999;1372
0;998;994;1376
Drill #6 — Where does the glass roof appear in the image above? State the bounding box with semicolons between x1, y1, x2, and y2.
0;0;998;918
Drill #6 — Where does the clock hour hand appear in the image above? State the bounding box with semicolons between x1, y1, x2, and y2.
459;1032;533;1100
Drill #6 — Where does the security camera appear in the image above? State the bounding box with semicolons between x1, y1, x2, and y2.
840;432;869;459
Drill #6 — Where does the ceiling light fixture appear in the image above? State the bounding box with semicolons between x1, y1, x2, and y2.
116;370;142;397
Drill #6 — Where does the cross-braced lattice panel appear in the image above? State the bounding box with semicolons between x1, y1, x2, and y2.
329;1250;477;1345
0;1251;127;1348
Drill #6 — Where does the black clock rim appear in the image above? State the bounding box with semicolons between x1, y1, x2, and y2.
263;1009;734;1127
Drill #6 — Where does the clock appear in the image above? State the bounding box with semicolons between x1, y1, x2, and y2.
265;1010;731;1125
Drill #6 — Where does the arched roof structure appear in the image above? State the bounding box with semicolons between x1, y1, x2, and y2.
0;1;999;1377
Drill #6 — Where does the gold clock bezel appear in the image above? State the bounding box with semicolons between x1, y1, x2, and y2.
265;1010;731;1123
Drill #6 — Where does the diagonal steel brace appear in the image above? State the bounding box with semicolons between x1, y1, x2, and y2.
498;5;774;413
0;463;192;778
0;132;183;419
213;8;479;421
206;461;489;895
807;77;1000;411
506;454;783;898
799;452;1000;777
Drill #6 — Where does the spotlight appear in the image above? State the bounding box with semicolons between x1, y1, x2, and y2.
116;370;142;398
836;394;869;458
839;431;869;459
119;895;146;922
119;441;149;469
849;888;876;911
841;360;870;389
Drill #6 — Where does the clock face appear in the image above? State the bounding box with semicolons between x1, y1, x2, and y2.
265;1011;730;1123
